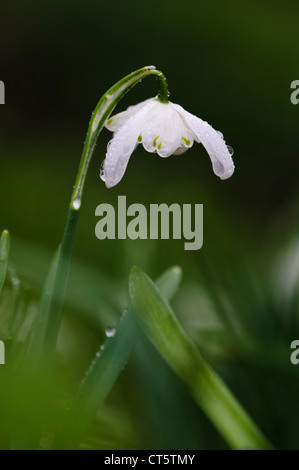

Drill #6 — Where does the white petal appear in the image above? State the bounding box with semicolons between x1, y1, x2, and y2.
103;101;155;188
173;144;191;155
141;101;193;157
173;104;235;179
105;98;154;132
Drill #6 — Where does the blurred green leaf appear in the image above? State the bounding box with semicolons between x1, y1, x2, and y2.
53;265;182;449
129;265;272;450
25;246;61;366
11;238;123;328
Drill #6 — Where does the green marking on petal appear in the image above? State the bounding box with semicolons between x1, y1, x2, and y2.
138;135;142;143
153;135;160;147
182;137;190;146
158;143;162;150
107;118;114;126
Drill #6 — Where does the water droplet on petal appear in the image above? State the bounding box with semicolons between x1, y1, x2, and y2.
227;145;234;156
105;326;116;338
217;130;224;139
100;162;106;182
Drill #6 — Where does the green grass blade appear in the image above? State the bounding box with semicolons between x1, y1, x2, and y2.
53;265;182;449
153;265;182;300
0;230;10;297
129;266;272;450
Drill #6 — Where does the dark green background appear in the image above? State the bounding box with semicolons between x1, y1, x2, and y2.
1;0;299;450
1;0;298;250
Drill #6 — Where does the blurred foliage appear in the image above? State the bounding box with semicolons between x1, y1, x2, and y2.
0;0;299;450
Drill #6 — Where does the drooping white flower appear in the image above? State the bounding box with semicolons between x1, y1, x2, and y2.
101;97;234;188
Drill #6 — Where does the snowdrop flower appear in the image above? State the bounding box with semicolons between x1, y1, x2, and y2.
102;97;234;188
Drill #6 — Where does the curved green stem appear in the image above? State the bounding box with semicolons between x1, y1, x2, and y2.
71;66;168;206
34;66;169;361
156;72;169;104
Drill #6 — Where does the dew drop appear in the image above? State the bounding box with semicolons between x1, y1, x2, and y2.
100;163;106;182
227;145;234;156
72;198;81;210
105;326;116;338
96;351;101;358
217;130;224;139
11;276;20;287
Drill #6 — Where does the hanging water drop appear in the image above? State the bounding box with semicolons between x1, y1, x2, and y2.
105;326;116;338
227;145;234;156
